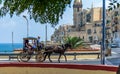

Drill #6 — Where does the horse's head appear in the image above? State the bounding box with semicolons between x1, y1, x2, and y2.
64;43;72;49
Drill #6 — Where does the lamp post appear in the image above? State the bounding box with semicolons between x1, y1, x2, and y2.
12;32;14;50
101;0;106;65
23;15;29;37
45;25;47;46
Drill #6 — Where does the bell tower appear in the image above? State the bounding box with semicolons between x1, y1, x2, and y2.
73;0;82;31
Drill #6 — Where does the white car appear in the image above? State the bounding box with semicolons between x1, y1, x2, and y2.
111;43;118;48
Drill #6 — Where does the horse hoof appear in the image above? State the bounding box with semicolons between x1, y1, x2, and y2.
58;61;60;63
50;60;52;62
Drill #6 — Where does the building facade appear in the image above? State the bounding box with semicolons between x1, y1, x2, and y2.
106;7;120;47
51;24;75;43
51;0;103;44
51;0;120;47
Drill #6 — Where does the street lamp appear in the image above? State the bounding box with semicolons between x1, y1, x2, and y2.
101;0;106;65
23;15;29;37
12;32;14;50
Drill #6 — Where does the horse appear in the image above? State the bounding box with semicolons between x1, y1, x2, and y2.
42;43;71;63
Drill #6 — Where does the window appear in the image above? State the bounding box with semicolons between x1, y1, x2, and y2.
62;32;64;35
77;7;79;12
106;20;110;24
86;14;91;22
87;29;91;35
89;36;93;43
68;29;70;32
83;36;84;39
114;11;118;16
94;29;96;33
114;17;118;24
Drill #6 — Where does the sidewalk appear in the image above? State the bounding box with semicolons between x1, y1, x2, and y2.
0;48;119;65
106;48;120;66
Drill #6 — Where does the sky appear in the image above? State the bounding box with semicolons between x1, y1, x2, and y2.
0;0;111;43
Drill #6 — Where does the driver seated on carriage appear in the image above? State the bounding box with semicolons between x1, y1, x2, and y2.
37;36;43;51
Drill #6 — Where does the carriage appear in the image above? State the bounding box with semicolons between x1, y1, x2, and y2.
17;37;44;62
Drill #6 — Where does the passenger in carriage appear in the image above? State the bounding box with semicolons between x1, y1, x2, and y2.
32;40;37;49
24;39;33;53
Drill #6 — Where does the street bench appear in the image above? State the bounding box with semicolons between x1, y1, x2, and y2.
9;55;18;60
0;52;19;60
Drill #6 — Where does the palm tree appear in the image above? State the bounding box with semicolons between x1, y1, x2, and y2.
63;36;84;49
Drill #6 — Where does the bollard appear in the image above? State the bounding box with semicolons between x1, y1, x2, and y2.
73;52;77;60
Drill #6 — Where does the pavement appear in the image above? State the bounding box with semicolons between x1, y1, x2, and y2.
106;48;120;66
0;48;120;66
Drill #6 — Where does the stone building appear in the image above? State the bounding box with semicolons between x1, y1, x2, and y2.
51;24;75;43
51;0;103;44
106;7;120;47
51;0;120;47
72;0;103;43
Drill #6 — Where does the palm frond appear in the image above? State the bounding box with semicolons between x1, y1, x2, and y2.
63;36;85;49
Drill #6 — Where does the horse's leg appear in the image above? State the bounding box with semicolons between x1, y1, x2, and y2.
48;53;52;62
42;52;48;61
58;54;62;63
63;53;67;62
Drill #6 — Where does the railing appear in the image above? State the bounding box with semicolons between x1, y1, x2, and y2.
65;52;100;60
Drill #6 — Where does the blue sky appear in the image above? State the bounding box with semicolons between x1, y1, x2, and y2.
0;0;110;43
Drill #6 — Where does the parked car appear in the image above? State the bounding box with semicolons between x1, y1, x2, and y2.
111;43;118;48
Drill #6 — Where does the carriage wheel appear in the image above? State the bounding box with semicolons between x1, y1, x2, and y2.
19;51;31;62
35;51;44;62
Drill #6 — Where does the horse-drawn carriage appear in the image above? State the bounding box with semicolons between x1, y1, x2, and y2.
17;37;44;62
17;37;71;63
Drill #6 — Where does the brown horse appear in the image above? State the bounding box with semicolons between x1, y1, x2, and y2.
42;43;71;63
